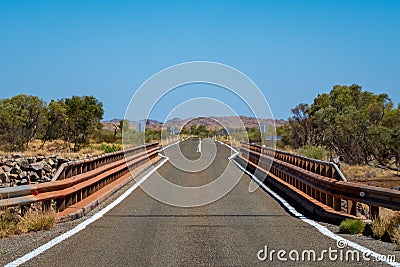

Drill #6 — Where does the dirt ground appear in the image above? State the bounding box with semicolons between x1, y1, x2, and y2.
340;164;400;189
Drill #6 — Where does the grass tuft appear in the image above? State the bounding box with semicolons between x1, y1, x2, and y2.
0;208;56;238
392;228;400;249
0;209;22;237
18;212;56;233
371;216;391;239
100;144;122;153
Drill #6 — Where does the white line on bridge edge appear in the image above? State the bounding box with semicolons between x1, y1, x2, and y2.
222;141;400;266
5;157;169;267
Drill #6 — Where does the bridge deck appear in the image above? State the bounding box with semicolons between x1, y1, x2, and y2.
18;139;383;266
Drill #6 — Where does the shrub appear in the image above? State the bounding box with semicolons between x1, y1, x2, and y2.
371;217;391;239
101;144;122;153
297;145;326;160
392;228;400;249
386;213;400;243
339;219;365;234
92;129;117;143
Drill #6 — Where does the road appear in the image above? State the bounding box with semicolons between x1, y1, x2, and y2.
21;138;384;266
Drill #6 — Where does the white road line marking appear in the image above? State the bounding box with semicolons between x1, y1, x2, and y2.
225;143;399;267
5;158;169;267
196;138;201;153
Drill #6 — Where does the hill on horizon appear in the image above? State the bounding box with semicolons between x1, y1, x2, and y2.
101;116;286;131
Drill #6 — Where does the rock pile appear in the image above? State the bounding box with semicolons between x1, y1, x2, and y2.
0;154;69;187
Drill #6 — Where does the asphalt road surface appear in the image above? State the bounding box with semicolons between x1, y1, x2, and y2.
23;138;385;266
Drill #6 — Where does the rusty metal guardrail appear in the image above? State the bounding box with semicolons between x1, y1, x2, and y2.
0;143;159;214
241;143;346;181
240;143;400;220
52;143;157;181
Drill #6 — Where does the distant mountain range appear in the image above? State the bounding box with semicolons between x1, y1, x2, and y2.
101;116;287;131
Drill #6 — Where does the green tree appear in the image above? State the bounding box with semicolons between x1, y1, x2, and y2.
286;84;399;167
0;94;47;150
246;127;261;143
64;96;104;151
276;124;292;148
40;99;67;148
288;103;310;148
180;126;189;135
196;125;210;138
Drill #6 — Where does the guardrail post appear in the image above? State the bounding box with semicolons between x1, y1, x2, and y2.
311;187;316;198
320;192;327;204
42;200;51;212
311;162;315;173
326;194;333;207
347;200;357;216
77;189;82;203
316;164;321;175
333;171;341;181
56;198;65;212
66;166;72;179
321;165;327;177
305;184;312;196
333;197;341;212
315;190;321;202
20;204;30;216
327;166;333;179
65;194;72;209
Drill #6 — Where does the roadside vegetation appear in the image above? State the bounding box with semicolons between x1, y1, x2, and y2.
0;95;136;156
337;212;400;248
296;145;327;161
0;208;56;238
277;84;400;171
339;219;365;234
0;94;104;152
369;212;400;248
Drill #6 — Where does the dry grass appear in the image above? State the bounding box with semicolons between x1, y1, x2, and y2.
341;164;387;179
18;211;56;233
371;216;391;239
0;208;56;238
392;228;400;249
0;139;116;159
0;209;22;238
371;211;400;245
341;164;400;189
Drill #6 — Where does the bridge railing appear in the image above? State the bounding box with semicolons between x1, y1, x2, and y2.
52;143;158;181
240;143;400;220
241;143;346;181
0;143;159;214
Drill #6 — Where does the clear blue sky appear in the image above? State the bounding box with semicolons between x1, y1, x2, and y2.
0;0;399;121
